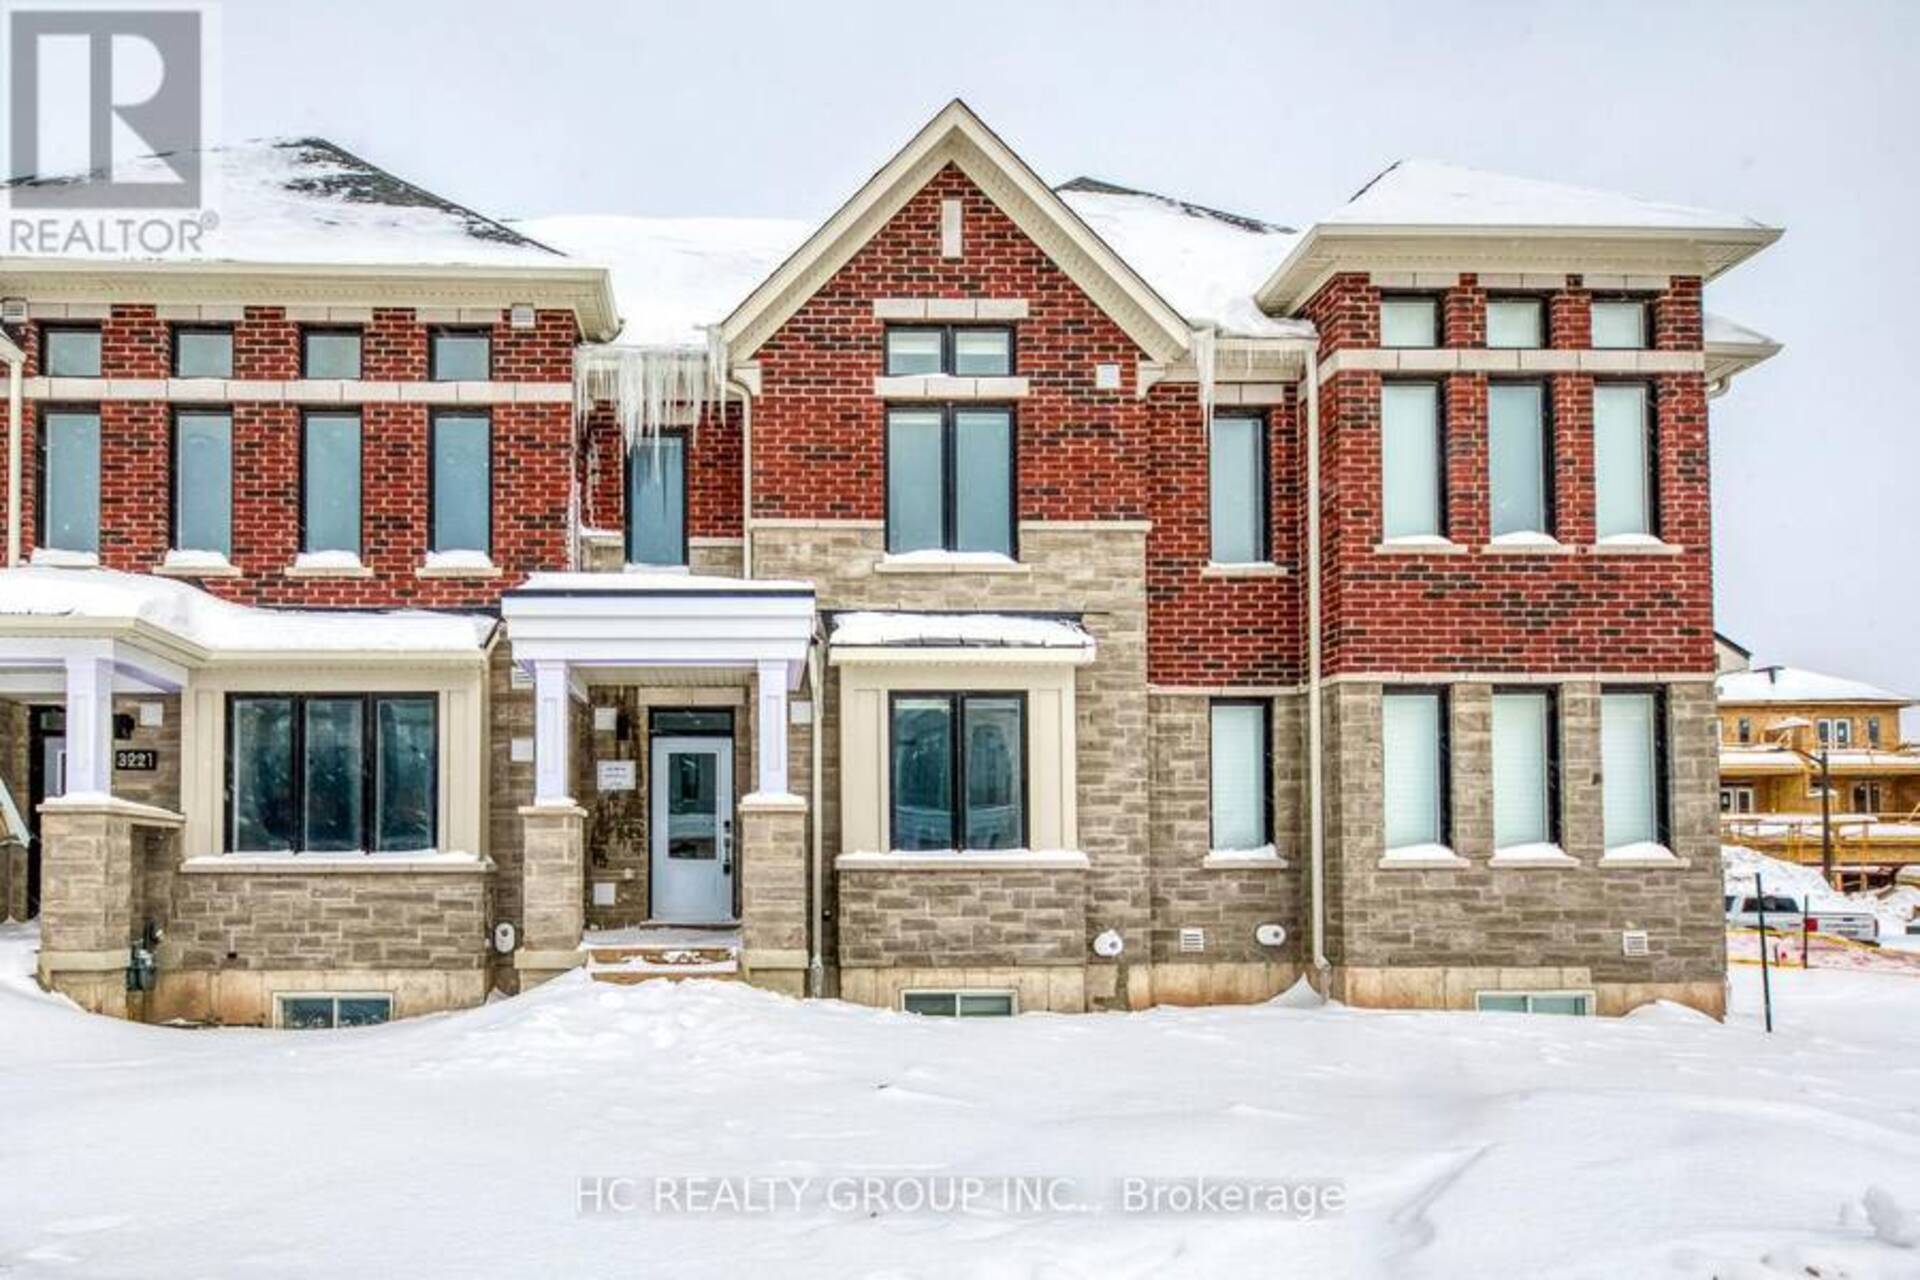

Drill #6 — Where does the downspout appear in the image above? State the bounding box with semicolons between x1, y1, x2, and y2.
732;378;754;579
1303;343;1330;985
2;329;23;566
807;641;825;996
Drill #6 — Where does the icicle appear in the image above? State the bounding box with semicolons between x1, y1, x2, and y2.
574;344;715;450
1192;325;1218;428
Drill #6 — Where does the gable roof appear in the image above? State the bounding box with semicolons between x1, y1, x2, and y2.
1717;665;1912;706
1328;159;1769;232
719;100;1198;363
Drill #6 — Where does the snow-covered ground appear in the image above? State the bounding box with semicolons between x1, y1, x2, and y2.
2;922;1919;1279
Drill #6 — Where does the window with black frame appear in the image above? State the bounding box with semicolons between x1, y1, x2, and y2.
884;326;1012;377
1209;414;1268;564
885;406;1014;556
626;434;687;566
889;693;1025;851
229;694;437;854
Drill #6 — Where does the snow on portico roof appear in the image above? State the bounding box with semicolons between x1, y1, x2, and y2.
0;567;494;656
1717;665;1913;706
3;137;563;267
830;611;1094;650
1327;158;1771;232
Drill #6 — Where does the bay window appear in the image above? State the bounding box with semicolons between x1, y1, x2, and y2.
1593;383;1654;538
1208;414;1268;564
1209;700;1270;852
1380;297;1437;348
1492;690;1557;851
1488;382;1550;537
229;693;437;854
889;693;1025;851
430;410;491;554
1383;688;1448;852
39;408;101;554
302;411;362;555
1381;381;1443;539
626;434;687;566
173;409;233;556
1601;689;1667;851
885;406;1014;557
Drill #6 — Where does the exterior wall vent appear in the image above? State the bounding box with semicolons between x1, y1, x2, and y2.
1179;927;1206;954
1622;930;1651;958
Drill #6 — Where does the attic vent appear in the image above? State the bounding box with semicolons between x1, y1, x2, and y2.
1621;930;1651;958
1;298;25;325
1179;927;1207;954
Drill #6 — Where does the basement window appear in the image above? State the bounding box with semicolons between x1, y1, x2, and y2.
901;990;1016;1018
1475;991;1591;1016
278;993;394;1029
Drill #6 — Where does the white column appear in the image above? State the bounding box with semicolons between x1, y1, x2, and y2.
757;659;789;797
64;654;114;797
532;659;573;806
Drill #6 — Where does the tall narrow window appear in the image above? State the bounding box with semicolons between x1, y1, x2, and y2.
1868;718;1882;748
889;693;1025;852
1593;383;1653;538
1380;297;1438;348
40;408;101;554
302;411;362;555
232;697;296;852
1209;414;1268;564
42;326;101;377
430;411;491;554
1601;690;1665;851
173;410;232;556
1486;299;1543;349
302;328;363;379
1210;701;1270;852
1382;382;1443;539
1488;382;1549;537
1736;716;1752;744
1383;689;1448;852
1492;690;1555;851
228;693;437;855
626;435;686;566
1591;300;1648;349
429;330;491;380
173;327;233;378
302;698;365;852
884;406;1014;557
375;698;436;852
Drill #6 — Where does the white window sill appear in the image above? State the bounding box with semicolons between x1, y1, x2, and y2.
624;562;690;574
286;552;374;579
1592;537;1682;556
874;551;1028;576
1375;536;1466;555
417;554;502;579
1201;561;1289;578
1599;843;1687;867
153;550;241;577
1483;534;1571;556
1490;844;1578;868
1203;846;1290;870
29;547;99;568
1378;844;1468;869
835;849;1089;872
872;374;1030;400
180;852;494;875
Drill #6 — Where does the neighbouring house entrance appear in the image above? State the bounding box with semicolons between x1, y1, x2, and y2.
650;736;735;923
27;706;66;917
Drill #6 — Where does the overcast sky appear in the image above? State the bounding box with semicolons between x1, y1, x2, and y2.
222;0;1916;722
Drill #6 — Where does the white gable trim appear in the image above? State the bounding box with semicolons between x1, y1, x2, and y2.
719;100;1192;364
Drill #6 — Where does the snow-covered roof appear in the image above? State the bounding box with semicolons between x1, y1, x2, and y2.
1704;312;1777;347
1056;180;1310;339
3;138;564;268
512;215;812;349
509;570;812;596
1717;666;1912;705
0;567;495;655
829;611;1093;650
1327;159;1770;231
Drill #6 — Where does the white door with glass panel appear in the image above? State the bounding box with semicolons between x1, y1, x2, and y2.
650;737;735;922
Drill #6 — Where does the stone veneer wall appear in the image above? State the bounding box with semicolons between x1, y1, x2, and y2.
1321;678;1724;1014
0;701;26;920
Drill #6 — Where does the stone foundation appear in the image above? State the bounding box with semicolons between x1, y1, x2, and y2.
1330;964;1727;1019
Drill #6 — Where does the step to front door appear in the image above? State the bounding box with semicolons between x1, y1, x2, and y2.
582;926;741;984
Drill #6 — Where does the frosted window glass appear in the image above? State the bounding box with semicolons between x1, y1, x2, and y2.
627;434;686;565
174;411;232;555
303;413;361;554
174;329;232;378
952;330;1011;376
1381;298;1437;348
1382;383;1441;538
1492;692;1551;849
953;409;1011;555
1210;703;1268;851
1487;299;1542;349
431;412;491;552
1489;383;1547;536
1602;692;1659;848
1209;416;1265;563
886;410;943;553
885;329;943;376
1591;301;1647;349
1593;384;1651;537
43;409;100;553
1384;692;1444;849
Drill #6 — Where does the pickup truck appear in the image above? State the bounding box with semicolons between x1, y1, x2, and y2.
1724;893;1878;942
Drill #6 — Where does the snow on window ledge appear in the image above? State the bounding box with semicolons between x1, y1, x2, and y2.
155;549;241;577
836;849;1090;872
1379;842;1468;869
624;562;690;575
1374;535;1466;555
1483;531;1571;555
417;550;502;578
181;850;494;875
1489;842;1578;867
1598;841;1686;866
28;546;99;568
1202;561;1289;578
286;550;373;578
1593;534;1682;556
874;549;1028;575
1203;844;1289;870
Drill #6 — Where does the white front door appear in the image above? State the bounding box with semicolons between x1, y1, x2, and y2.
650;736;735;923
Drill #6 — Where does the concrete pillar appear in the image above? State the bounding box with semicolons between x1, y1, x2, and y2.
532;660;572;806
515;802;586;987
64;654;114;797
35;795;182;1018
755;660;789;797
738;792;807;996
